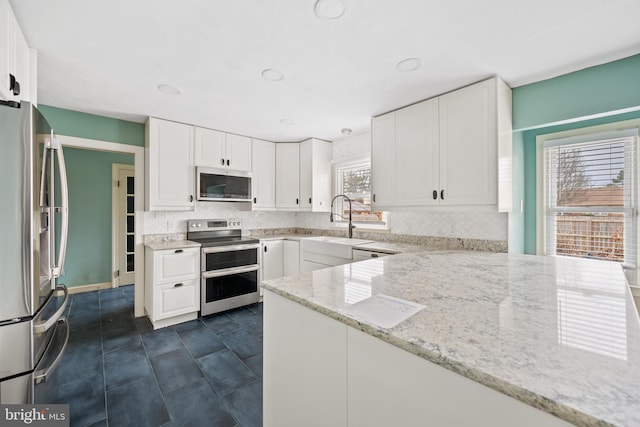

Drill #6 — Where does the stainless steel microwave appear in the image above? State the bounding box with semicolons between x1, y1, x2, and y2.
197;167;252;202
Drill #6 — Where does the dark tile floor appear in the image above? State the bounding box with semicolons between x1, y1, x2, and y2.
38;285;263;427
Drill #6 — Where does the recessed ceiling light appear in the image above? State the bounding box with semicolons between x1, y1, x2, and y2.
280;119;295;126
314;0;346;20
396;58;422;72
157;84;182;95
261;68;285;82
341;128;352;135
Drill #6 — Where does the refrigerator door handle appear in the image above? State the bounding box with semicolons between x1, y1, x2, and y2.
34;317;69;384
33;284;69;334
52;138;69;278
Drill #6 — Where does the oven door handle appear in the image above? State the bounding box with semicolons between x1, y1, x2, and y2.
202;265;259;279
202;243;260;254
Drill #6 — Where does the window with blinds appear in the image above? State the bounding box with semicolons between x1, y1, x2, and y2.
543;130;637;267
333;159;387;229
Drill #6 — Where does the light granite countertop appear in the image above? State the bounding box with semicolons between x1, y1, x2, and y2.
262;251;640;427
144;240;201;250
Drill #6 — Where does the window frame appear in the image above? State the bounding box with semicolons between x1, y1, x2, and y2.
332;158;388;231
536;120;640;268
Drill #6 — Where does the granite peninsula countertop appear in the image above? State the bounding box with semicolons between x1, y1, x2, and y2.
261;251;640;427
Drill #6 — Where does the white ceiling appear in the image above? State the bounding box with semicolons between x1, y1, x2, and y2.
10;0;640;142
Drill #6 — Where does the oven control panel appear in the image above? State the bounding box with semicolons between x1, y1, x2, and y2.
188;218;242;231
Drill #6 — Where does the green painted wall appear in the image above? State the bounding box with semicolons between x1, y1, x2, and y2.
38;105;144;146
40;105;143;287
512;54;640;254
513;54;640;131
58;148;133;287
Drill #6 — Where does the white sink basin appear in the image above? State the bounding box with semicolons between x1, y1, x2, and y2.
301;237;374;258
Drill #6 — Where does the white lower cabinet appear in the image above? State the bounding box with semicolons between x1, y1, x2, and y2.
264;290;347;427
145;246;200;329
283;240;300;276
155;279;199;320
264;291;573;427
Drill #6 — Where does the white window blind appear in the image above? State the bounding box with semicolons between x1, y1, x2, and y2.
544;130;637;267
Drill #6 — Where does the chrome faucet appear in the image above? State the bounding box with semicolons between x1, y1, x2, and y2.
330;194;356;238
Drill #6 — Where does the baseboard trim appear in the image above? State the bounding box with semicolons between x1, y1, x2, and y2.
66;282;113;294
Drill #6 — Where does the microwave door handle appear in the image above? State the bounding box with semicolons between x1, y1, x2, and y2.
53;141;69;278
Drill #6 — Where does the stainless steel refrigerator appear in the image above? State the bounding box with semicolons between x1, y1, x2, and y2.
0;101;70;403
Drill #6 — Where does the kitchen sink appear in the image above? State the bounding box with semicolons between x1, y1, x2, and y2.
301;237;374;259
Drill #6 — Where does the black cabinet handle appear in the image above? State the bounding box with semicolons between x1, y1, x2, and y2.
220;158;225;166
371;253;379;258
308;197;312;204
253;197;257;203
296;198;299;205
9;74;20;96
433;190;437;200
175;249;183;253
440;190;444;200
373;194;376;202
226;159;230;166
174;283;183;288
264;246;267;253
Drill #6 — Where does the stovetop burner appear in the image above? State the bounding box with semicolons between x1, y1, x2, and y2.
187;218;258;247
191;236;259;248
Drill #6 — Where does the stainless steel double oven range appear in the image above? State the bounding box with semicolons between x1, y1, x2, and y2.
187;219;260;316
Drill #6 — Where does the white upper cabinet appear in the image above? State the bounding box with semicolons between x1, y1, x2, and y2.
275;143;300;210
299;138;332;212
0;0;34;104
146;118;195;211
371;111;397;206
439;78;496;206
194;127;252;172
372;76;512;211
252;138;276;210
396;98;439;206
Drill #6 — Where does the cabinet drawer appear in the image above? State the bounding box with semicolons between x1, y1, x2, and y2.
153;247;200;284
155;279;199;320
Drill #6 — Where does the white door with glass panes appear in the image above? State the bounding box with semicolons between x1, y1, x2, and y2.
113;164;135;286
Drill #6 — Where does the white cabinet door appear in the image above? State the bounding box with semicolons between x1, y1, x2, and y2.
261;240;284;282
194;127;225;168
275;143;300;210
300;138;332;212
299;139;312;211
0;0;30;103
371;112;396;208
252;138;276;210
146;118;195;210
439;78;497;206
226;133;252;172
396;98;439;206
194;128;252;172
283;240;300;276
263;291;347;427
154;248;200;285
155;279;199;320
0;0;10;100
